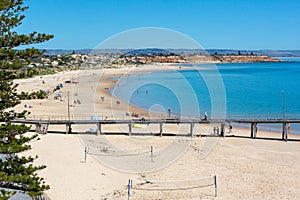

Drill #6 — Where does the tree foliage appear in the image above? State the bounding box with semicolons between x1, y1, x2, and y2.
0;0;53;70
0;0;53;199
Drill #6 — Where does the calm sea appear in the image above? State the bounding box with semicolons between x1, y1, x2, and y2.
111;59;300;133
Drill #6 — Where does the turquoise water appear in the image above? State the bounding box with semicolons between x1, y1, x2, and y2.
276;57;300;62
111;61;300;132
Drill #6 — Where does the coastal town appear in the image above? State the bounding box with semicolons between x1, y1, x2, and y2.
28;51;280;73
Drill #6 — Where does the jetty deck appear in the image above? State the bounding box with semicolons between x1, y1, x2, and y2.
10;117;300;141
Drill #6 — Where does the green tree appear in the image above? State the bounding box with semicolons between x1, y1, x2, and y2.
0;0;53;199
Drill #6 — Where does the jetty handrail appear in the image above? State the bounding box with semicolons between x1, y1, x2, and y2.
23;113;300;122
10;116;300;141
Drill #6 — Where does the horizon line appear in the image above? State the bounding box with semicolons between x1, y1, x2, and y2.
37;48;300;51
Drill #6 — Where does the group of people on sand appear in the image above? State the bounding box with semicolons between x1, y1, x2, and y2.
24;104;33;108
131;112;139;118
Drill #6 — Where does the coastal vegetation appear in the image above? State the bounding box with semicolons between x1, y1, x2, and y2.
26;51;278;70
0;0;53;199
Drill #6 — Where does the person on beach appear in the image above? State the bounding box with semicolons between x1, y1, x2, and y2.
287;123;291;133
204;112;208;120
228;124;233;133
168;108;172;117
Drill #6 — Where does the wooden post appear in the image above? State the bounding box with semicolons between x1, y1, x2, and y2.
190;123;194;137
282;122;285;140
282;122;287;141
66;124;72;134
250;123;254;138
69;124;72;134
96;123;101;135
127;179;131;200
35;123;41;133
286;123;289;141
45;120;50;134
220;123;225;137
253;123;257;139
129;123;132;136
214;175;217;197
159;123;163;137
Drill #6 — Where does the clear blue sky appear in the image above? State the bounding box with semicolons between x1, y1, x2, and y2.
17;0;300;50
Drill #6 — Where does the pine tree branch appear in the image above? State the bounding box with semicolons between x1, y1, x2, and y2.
0;1;52;198
0;32;54;48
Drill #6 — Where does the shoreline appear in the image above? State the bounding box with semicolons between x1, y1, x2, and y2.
106;64;300;136
14;64;300;137
13;65;300;200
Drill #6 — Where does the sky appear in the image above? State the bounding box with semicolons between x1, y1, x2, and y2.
16;0;300;50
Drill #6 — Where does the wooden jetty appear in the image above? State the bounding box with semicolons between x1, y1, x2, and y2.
229;118;300;141
11;117;300;141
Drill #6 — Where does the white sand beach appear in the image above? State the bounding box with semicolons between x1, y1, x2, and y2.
13;65;300;200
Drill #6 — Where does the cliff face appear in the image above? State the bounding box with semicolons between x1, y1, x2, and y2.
209;55;281;63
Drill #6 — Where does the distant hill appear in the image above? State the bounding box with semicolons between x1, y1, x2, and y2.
255;50;300;57
124;48;175;55
44;49;300;57
206;49;300;57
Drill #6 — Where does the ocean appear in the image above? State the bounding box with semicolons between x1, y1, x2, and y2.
111;59;300;133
